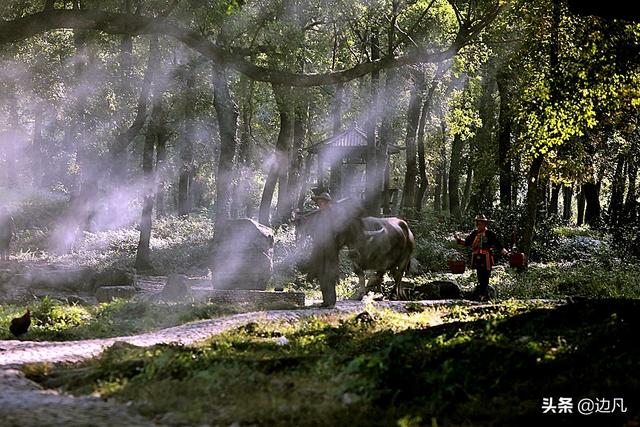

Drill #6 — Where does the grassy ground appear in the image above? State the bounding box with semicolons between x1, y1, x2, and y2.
27;299;639;427
5;189;640;425
0;297;298;341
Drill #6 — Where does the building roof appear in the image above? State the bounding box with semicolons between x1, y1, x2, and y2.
307;125;403;155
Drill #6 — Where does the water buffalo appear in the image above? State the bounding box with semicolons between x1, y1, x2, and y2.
343;215;415;299
293;199;415;299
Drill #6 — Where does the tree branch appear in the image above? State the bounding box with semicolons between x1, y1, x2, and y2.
0;8;504;87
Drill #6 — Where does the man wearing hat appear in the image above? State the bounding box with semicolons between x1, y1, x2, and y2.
455;213;508;300
311;192;332;210
308;192;339;307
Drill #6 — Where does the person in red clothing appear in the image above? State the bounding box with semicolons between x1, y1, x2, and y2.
455;214;508;300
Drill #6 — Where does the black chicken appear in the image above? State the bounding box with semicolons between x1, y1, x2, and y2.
9;309;31;337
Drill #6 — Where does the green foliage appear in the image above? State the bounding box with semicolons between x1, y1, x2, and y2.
35;299;640;426
30;296;90;332
0;298;245;341
495;260;640;299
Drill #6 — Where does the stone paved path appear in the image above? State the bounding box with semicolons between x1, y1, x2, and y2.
0;299;471;427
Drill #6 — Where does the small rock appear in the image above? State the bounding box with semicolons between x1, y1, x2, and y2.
161;274;190;301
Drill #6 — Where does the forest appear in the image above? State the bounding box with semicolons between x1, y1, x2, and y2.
0;0;639;426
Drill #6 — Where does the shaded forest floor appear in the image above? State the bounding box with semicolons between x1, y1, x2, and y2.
2;189;640;426
17;298;640;427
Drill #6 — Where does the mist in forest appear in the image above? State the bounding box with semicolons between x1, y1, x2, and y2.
0;0;636;280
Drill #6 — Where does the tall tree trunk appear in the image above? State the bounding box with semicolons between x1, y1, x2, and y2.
549;183;561;216
135;37;160;270
230;75;254;218
512;154;520;206
259;85;293;226
212;63;239;223
297;156;313;209
441;157;449;213
624;161;638;221
329;83;343;198
287;89;309;216
177;61;196;216
415;64;444;212
522;155;543;257
415;102;429;213
433;168;442;211
462;161;473;215
365;29;381;215
562;185;573;221
401;69;425;213
379;70;396;214
433;114;447;211
448;133;463;221
154;96;168;218
497;71;512;207
608;157;626;226
577;186;586;225
583;181;601;226
109;26;152;196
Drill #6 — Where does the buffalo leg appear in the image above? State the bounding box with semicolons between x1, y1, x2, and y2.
366;271;385;293
393;267;406;299
351;267;367;300
394;255;412;299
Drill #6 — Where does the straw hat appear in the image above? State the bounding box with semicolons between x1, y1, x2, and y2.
474;213;493;223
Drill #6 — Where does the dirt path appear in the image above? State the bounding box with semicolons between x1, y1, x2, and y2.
0;300;470;427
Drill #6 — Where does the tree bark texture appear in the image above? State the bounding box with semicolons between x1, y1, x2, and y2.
154;96;168;218
365;29;381;216
577;187;586;225
401;69;425;213
415;64;444;211
522;155;543;257
496;71;512;207
329;83;343;198
462;161;473;215
583;181;601;226
259;85;293;225
212;63;239;223
135;37;160;270
562;185;573;221
624;162;638;221
287;90;309;216
230;75;254;218
432;114;447;212
608;157;625;226
177;60;196;216
549;183;561;216
378;70;396;214
448;133;463;221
